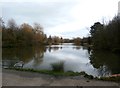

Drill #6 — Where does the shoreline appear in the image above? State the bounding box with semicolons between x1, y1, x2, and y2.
2;69;120;86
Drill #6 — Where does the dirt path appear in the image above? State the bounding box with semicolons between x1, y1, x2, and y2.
2;69;120;87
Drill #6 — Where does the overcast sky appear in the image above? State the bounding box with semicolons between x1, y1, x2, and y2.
1;0;119;38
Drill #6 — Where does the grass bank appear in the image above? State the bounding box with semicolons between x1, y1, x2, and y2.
4;68;93;77
4;68;120;82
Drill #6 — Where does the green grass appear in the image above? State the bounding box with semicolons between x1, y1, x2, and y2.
5;68;89;76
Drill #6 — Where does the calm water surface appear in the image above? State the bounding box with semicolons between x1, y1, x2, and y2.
2;43;120;77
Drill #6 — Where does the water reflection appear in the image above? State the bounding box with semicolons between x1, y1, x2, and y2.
2;46;45;68
73;46;81;50
90;50;120;75
2;43;120;77
97;65;111;77
48;47;60;52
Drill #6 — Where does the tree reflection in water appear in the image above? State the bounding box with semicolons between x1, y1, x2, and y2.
2;44;120;77
32;46;45;67
89;50;120;76
47;46;62;52
2;46;46;68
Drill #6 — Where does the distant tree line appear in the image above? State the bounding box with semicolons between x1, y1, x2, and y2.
1;18;47;47
2;15;119;50
73;37;81;45
1;18;65;47
89;16;120;53
0;18;63;47
1;18;84;47
47;35;63;45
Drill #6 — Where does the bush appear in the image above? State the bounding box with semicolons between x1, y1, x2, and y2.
51;61;64;72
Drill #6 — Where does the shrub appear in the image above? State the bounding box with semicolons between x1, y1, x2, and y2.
51;61;64;72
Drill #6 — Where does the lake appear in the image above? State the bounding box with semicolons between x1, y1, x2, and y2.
2;43;120;77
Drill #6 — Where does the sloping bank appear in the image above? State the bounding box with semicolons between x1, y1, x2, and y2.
3;68;120;82
2;69;120;86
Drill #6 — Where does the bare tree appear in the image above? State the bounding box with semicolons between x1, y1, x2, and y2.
33;23;43;34
0;17;4;30
7;19;17;30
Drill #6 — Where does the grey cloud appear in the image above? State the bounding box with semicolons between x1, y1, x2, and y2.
2;0;88;38
2;1;76;24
